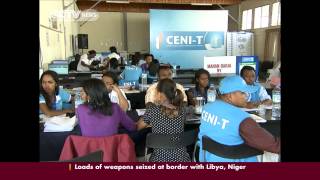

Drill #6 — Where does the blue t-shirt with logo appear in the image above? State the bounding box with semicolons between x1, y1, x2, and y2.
198;100;258;162
39;89;71;113
120;65;142;81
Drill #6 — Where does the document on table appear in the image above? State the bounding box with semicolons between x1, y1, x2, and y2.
249;114;267;123
43;115;78;132
241;105;273;111
241;108;259;112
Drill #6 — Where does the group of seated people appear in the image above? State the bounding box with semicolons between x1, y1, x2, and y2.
72;46;159;77
40;61;280;162
69;46;123;73
70;47;162;89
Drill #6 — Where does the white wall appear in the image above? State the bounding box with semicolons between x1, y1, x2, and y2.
79;12;149;54
79;12;124;53
39;0;79;70
224;4;240;31
64;2;80;58
127;12;149;53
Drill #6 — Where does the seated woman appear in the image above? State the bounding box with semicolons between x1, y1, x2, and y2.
102;71;130;111
137;79;190;162
39;70;74;117
187;68;210;106
77;78;136;137
240;66;272;109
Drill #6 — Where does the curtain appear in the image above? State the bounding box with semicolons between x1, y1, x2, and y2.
264;28;281;64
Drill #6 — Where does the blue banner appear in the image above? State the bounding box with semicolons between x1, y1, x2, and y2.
150;10;228;69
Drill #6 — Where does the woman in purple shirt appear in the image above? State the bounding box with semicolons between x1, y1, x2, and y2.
77;78;136;137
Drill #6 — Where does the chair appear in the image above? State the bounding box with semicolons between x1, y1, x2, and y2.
144;130;198;161
60;150;104;162
259;61;274;80
59;134;136;162
202;135;263;162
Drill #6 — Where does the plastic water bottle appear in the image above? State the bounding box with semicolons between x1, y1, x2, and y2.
271;87;281;120
57;86;64;110
140;72;148;91
172;64;177;77
74;91;83;110
207;85;216;103
194;97;204;114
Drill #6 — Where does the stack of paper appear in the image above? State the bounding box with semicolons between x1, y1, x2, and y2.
44;115;78;132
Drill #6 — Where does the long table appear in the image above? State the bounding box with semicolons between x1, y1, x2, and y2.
40;107;279;161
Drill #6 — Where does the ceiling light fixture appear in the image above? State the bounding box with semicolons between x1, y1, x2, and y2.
106;0;130;4
191;3;212;6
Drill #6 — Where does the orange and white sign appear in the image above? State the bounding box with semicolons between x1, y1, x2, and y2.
204;56;236;74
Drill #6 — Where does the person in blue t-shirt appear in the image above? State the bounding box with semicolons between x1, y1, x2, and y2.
198;75;280;162
120;58;142;82
240;66;272;109
39;70;74;117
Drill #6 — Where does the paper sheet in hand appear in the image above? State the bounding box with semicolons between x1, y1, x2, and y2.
249;114;267;123
136;109;146;116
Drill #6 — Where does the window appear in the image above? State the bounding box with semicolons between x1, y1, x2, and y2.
242;9;252;30
271;2;281;26
254;5;269;29
254;7;261;28
261;5;269;28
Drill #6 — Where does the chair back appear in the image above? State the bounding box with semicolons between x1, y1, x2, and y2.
59;134;136;162
145;130;197;161
202;135;263;161
60;150;103;162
